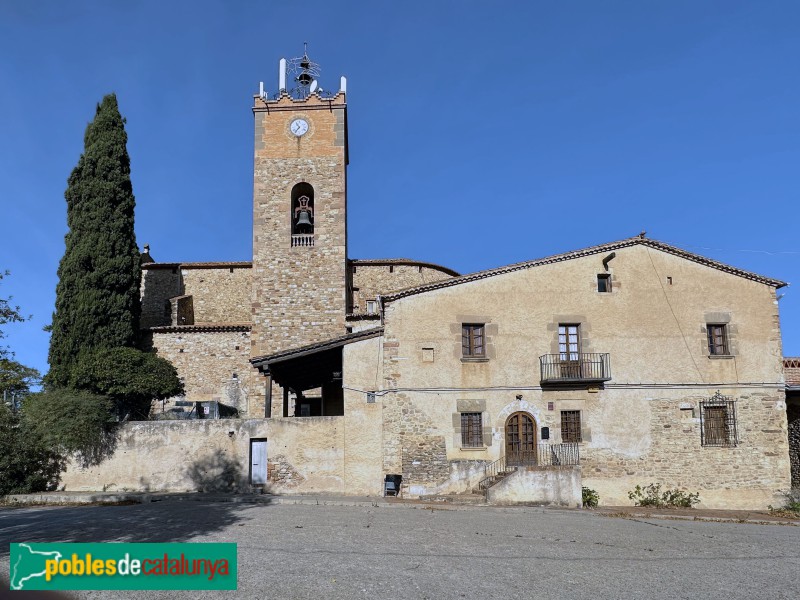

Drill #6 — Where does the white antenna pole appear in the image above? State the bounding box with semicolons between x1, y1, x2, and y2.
279;58;287;92
259;81;264;98
340;76;347;94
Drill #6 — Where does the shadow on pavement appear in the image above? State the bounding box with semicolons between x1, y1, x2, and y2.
0;498;266;559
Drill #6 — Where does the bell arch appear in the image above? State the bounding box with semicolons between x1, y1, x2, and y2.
291;182;314;238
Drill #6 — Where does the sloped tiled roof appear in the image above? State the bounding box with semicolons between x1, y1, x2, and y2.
381;236;787;303
148;323;251;333
250;327;384;367
350;258;460;277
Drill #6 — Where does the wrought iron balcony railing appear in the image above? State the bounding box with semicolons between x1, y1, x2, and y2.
539;353;611;384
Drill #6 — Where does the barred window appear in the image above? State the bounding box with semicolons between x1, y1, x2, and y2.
707;324;729;355
461;412;483;447
700;393;738;447
561;410;582;443
462;324;485;358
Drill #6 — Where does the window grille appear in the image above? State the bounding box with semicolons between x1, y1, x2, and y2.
561;410;582;443
462;324;485;357
700;392;737;447
461;412;483;447
707;324;729;355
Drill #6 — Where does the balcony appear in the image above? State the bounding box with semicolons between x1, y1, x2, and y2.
539;353;611;385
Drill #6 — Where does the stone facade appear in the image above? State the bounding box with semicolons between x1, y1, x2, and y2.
140;263;251;328
250;93;348;358
62;58;796;511
373;242;791;509
142;327;259;416
349;261;458;315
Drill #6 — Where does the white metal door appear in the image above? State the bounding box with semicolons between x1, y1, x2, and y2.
250;439;268;485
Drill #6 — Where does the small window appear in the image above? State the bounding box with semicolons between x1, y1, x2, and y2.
597;274;611;293
366;300;378;315
707;324;729;355
462;324;485;358
700;393;737;447
561;410;582;443
461;412;483;448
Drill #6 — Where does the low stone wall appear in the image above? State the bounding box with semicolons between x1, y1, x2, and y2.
487;466;581;507
60;417;348;495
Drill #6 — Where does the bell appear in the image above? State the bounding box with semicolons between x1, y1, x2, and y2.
296;210;312;227
298;72;313;86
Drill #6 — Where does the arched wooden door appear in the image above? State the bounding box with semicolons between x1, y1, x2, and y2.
505;412;537;466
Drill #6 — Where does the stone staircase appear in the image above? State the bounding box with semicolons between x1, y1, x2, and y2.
473;468;516;497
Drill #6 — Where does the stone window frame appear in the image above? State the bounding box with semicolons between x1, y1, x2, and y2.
462;323;485;358
596;273;612;293
460;412;483;448
454;316;496;363
453;399;492;449
702;313;737;359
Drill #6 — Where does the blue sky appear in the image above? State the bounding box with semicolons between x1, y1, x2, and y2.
1;1;799;377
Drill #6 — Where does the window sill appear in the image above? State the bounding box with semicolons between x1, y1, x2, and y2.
459;446;487;451
461;357;489;363
708;355;735;360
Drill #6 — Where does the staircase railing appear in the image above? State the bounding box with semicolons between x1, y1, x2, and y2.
477;454;508;491
476;443;581;493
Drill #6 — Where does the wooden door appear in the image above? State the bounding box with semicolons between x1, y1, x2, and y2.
558;324;581;378
505;412;537;466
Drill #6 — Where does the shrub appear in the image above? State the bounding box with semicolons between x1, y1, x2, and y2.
22;389;116;466
582;486;599;508
0;404;63;496
628;483;700;508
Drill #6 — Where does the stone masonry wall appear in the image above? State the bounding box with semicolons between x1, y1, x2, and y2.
143;329;261;415
251;94;348;358
350;263;456;314
181;266;251;324
141;264;251;328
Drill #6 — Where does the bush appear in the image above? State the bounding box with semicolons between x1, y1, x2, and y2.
69;347;184;419
582;486;599;508
768;491;800;515
628;483;700;508
22;389;116;466
0;404;63;496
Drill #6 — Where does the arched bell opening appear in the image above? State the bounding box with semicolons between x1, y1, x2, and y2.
291;182;315;245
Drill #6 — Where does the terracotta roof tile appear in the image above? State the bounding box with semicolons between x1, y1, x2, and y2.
382;236;787;303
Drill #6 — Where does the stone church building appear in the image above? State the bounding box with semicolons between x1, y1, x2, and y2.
64;53;794;509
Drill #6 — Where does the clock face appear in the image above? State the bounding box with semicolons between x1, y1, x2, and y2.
290;118;309;137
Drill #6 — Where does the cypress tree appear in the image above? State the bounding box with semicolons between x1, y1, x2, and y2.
47;94;141;388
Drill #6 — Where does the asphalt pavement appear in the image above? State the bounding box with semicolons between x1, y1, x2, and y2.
1;500;798;599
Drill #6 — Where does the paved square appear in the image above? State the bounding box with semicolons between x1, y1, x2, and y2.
1;500;798;599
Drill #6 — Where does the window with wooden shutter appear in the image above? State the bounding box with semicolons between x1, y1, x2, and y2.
707;324;729;355
462;324;485;358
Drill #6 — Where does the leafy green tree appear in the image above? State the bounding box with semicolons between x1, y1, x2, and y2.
70;347;184;419
0;359;41;401
0;270;25;361
46;94;141;388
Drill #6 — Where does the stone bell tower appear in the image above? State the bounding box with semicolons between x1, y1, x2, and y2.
250;48;349;359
